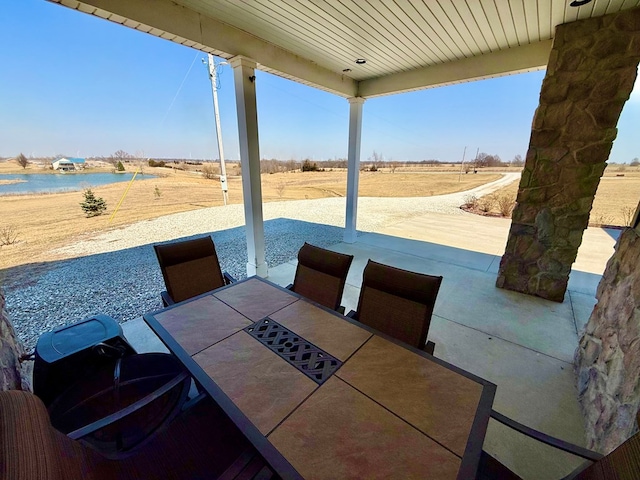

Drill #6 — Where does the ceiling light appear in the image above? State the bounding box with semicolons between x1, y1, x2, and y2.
355;59;366;65
569;0;592;6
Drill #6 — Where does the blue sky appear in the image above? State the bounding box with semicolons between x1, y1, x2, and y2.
1;0;638;163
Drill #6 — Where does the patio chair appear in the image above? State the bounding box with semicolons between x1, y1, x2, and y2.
287;242;354;313
476;409;640;479
154;235;235;306
1;389;276;479
47;352;191;459
347;260;442;355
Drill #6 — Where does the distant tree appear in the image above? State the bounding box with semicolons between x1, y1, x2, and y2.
511;154;524;167
110;150;131;166
15;153;29;169
80;189;107;217
134;150;146;174
202;164;217;179
148;159;166;168
476;152;503;168
116;161;125;172
368;151;383;171
302;159;319;172
631;157;640;167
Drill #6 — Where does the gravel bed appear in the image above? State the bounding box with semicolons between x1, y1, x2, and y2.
4;173;518;351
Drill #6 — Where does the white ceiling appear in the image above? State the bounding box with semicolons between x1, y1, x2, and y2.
49;0;640;98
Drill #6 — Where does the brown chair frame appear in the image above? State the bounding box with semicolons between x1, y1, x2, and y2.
48;353;191;459
287;242;354;313
1;389;276;479
154;236;235;306
347;259;442;354
477;409;640;480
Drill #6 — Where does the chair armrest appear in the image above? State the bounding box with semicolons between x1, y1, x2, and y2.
423;340;435;355
490;410;604;462
346;310;357;319
161;290;175;307
223;272;237;285
67;371;190;441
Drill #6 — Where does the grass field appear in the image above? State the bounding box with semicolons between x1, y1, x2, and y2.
2;158;638;272
0;160;501;270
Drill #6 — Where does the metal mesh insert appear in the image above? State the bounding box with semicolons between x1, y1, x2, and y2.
244;318;342;384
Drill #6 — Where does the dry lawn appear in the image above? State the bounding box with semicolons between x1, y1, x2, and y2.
475;165;640;227
0;159;501;270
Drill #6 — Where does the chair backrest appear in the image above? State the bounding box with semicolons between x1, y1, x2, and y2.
154;236;226;303
355;260;442;349
575;412;640;480
291;243;354;311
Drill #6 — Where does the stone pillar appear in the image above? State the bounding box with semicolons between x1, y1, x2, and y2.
497;7;640;302
0;288;26;391
575;214;640;453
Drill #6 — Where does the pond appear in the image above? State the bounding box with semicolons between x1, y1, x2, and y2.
0;172;155;195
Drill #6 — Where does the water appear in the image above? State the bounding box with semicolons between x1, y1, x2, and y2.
0;172;155;195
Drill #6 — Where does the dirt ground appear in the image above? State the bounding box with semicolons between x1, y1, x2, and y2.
0;159;502;270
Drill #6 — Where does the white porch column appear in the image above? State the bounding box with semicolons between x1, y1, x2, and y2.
344;97;365;243
230;56;268;277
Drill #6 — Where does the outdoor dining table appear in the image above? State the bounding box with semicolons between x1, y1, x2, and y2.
143;276;496;480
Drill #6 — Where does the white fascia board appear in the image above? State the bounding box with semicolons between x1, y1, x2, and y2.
65;0;357;98
358;40;552;98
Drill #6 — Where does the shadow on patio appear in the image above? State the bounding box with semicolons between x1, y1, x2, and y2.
2;212;617;479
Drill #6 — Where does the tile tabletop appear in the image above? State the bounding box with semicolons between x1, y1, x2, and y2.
144;277;495;480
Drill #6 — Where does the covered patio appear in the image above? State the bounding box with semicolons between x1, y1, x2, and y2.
122;209;619;478
11;0;640;476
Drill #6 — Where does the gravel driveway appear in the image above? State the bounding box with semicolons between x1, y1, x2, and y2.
4;173;519;351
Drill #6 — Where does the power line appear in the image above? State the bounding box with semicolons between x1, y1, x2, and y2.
159;52;200;127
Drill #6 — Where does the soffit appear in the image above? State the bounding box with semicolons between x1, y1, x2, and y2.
49;0;640;98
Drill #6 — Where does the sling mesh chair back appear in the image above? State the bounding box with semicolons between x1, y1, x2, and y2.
477;410;640;480
348;260;442;354
47;352;191;460
290;242;354;313
154;236;234;306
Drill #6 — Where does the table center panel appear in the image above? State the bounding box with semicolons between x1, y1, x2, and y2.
244;317;342;385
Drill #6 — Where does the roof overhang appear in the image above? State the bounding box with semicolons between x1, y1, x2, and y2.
48;0;639;98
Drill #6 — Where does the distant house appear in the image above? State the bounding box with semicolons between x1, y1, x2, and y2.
52;157;85;171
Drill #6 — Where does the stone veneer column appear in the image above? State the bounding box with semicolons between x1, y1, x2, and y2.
0;288;26;390
497;8;640;302
575;216;640;453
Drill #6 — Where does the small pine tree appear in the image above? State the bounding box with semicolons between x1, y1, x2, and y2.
116;161;125;171
80;188;107;217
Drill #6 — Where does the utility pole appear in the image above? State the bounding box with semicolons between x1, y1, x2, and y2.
205;53;229;205
474;147;480;173
458;146;467;182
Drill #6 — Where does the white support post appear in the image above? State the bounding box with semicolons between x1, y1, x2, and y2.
344;97;365;243
230;56;268;277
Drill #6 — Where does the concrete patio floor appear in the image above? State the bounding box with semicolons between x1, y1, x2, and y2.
124;211;619;479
